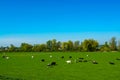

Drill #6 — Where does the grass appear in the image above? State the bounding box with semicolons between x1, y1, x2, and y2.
0;52;120;80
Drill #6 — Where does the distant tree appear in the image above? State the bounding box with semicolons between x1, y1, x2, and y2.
40;44;46;52
20;43;33;52
32;44;41;52
67;40;74;51
32;44;46;52
8;44;16;52
1;37;120;52
52;39;57;51
46;40;52;51
78;42;83;51
56;41;62;51
73;41;80;51
100;42;110;52
105;41;109;47
0;46;5;52
81;39;99;52
118;40;120;51
1;46;9;52
62;42;69;51
0;46;3;52
109;37;117;51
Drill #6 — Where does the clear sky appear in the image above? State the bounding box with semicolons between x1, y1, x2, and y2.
0;0;120;46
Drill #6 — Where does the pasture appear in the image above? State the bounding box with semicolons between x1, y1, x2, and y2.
0;52;120;80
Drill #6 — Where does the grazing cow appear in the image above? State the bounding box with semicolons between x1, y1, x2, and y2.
47;63;51;66
66;60;71;64
51;62;56;65
50;55;52;58
61;56;64;59
92;61;98;64
41;59;45;62
79;57;84;59
69;56;72;59
109;61;115;65
6;57;9;59
47;62;56;67
31;56;34;59
2;55;7;58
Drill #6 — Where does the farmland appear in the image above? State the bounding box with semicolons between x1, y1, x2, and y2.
0;52;120;80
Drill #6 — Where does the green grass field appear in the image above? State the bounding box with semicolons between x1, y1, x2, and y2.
0;52;120;80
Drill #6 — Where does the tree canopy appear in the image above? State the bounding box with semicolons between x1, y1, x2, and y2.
0;37;120;52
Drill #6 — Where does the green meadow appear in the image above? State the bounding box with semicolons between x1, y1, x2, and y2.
0;52;120;80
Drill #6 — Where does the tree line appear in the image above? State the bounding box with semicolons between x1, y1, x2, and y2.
0;37;120;52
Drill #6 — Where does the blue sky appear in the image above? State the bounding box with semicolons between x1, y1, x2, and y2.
0;0;120;46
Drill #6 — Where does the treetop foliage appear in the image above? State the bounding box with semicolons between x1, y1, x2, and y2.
0;37;120;52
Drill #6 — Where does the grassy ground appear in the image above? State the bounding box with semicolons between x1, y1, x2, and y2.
0;52;120;80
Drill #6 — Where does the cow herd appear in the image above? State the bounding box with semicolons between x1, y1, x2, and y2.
39;54;120;67
1;53;120;68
